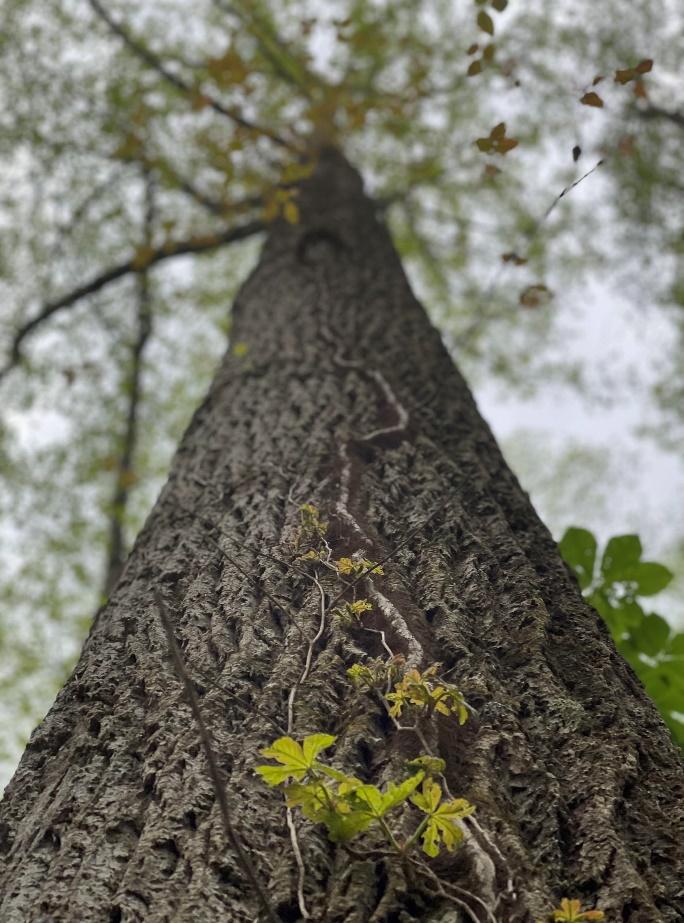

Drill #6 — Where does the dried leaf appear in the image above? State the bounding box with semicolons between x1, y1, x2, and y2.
477;10;494;35
635;58;653;74
520;284;552;308
633;80;647;99
580;92;603;107
614;67;635;85
467;43;479;55
502;252;527;265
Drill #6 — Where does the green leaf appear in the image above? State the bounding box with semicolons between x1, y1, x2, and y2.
379;772;424;813
491;0;508;9
588;590;644;640
631;613;671;657
667;633;684;656
322;809;375;841
629;562;673;596
601;534;642;582
411;779;442;814
302;733;337;762
406;756;446;775
411;784;474;856
559;527;597;589
256;733;336;785
255;763;300;786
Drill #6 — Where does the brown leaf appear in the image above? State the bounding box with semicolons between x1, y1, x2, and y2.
467;43;479;55
467;59;483;77
633;80;648;99
580;92;604;108
592;75;604;85
476;137;493;152
520;284;552;308
496;137;518;154
477;10;494;35
492;0;508;9
483;164;502;178
614;67;636;85
502;252;527;265
491;122;506;139
635;58;653;74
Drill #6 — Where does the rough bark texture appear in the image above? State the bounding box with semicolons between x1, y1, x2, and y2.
1;151;682;923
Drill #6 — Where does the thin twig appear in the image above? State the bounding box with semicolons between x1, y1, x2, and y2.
286;571;327;734
286;807;310;920
154;590;281;923
283;570;329;923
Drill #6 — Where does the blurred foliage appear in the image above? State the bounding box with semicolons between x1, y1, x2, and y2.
0;0;682;778
560;528;684;746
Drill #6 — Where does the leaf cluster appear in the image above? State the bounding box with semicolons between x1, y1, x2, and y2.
386;665;469;723
560;527;683;745
255;734;474;856
537;897;604;922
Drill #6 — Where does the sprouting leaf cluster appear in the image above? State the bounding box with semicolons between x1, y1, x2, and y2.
537;897;605;922
332;598;373;624
294;502;328;550
560;527;683;745
386;665;469;723
255;733;473;855
346;655;405;692
335;556;384;576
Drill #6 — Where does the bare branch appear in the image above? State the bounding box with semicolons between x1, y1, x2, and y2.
88;0;295;151
103;172;155;598
0;219;264;380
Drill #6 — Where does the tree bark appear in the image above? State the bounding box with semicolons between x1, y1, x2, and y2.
0;149;682;923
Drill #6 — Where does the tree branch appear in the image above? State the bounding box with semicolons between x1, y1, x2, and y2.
0;219;264;380
88;0;295;151
639;104;684;129
103;171;155;598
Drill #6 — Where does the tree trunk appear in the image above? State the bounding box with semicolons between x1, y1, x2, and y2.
0;150;682;923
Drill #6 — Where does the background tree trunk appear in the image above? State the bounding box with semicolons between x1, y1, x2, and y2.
0;150;682;923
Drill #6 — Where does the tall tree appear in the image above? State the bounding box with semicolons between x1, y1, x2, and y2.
2;0;682;769
1;149;682;923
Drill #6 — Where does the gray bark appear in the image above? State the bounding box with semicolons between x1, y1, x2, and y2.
0;150;682;923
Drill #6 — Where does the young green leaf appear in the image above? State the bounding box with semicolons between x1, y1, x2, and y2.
600;534;642;582
411;780;474;857
559;527;597;589
255;733;336;785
